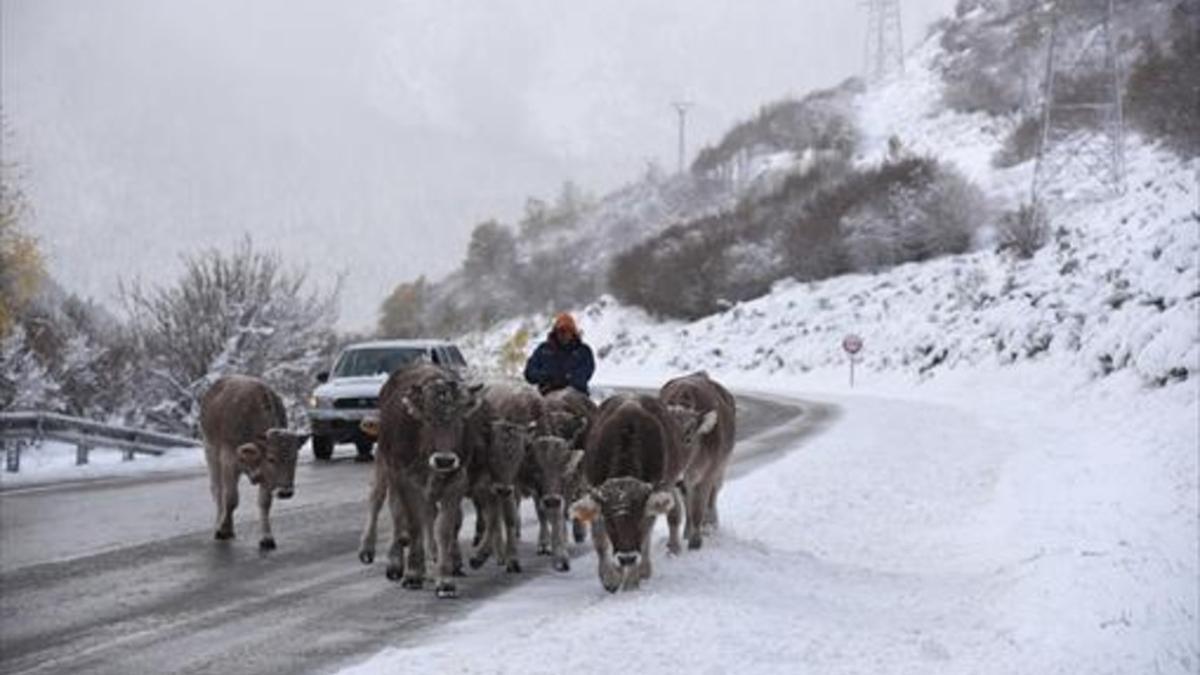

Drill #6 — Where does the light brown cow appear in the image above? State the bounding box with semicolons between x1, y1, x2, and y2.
358;363;483;599
660;371;736;550
200;375;309;550
467;383;544;573
569;394;685;592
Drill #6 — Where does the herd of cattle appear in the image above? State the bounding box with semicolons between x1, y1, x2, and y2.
199;366;737;597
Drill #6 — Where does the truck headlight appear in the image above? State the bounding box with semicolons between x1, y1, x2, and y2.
309;394;333;409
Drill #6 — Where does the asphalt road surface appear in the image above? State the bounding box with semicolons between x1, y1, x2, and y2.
0;390;836;675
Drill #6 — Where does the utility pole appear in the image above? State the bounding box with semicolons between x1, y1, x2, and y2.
671;101;693;175
1031;0;1125;213
861;0;905;83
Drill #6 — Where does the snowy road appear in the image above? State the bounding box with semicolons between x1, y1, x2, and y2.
0;391;834;675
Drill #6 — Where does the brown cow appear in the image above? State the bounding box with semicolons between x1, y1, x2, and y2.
200;375;309;550
569;394;685;592
660;371;736;550
356;363;482;599
467;383;544;573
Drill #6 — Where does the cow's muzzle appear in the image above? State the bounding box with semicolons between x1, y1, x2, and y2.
276;487;295;499
428;453;461;472
493;484;514;498
616;552;641;568
541;495;562;509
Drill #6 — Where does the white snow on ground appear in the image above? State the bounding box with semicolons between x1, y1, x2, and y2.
348;26;1198;675
0;440;206;488
343;367;1197;675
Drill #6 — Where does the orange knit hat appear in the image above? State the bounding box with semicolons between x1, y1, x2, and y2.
552;312;579;338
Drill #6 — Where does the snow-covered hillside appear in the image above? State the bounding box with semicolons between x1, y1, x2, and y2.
348;23;1199;675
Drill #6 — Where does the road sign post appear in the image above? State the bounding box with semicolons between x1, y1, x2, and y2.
842;334;864;388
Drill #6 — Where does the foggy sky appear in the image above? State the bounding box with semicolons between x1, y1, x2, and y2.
1;0;956;330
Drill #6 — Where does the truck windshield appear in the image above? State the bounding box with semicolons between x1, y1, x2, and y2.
333;348;427;378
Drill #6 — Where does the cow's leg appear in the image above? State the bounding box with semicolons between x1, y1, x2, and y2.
502;495;521;573
666;485;684;556
549;500;569;572
704;472;724;532
387;481;412;583
450;507;466;577
400;491;425;589
686;479;711;550
257;484;276;550
433;497;462;598
469;493;495;569
215;458;239;540
634;517;654;586
358;463;387;564
471;496;486;547
571;515;587;544
534;497;552;556
591;517;620;593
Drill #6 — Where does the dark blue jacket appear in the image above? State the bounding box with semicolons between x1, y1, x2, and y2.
524;333;595;395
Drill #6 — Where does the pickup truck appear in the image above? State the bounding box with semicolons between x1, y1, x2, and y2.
306;339;468;460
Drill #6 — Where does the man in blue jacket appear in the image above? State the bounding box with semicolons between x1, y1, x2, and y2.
524;312;595;396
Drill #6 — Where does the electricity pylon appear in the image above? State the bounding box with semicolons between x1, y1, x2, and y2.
861;0;905;83
671;101;694;175
1031;0;1125;210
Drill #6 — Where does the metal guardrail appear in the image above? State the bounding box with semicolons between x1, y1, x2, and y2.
0;411;202;473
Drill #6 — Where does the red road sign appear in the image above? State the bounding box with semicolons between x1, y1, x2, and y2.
842;334;863;355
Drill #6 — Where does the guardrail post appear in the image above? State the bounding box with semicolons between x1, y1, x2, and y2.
3;440;18;473
76;441;92;466
123;445;135;461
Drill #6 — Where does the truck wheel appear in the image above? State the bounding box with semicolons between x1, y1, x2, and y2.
312;435;334;461
355;439;374;462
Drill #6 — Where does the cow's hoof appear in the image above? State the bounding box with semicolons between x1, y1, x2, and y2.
536;545;552;556
359;550;375;565
435;582;458;599
603;581;620;594
259;537;276;550
688;537;703;551
451;563;467;578
553;559;570;573
401;576;424;590
667;541;682;556
214;530;234;541
354;453;374;463
385;564;405;581
506;560;522;574
468;555;487;570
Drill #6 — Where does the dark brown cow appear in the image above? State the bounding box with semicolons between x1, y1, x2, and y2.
538;386;598;549
569;394;685;592
356;363;482;599
467;383;544;573
660;371;736;550
200;375;309;550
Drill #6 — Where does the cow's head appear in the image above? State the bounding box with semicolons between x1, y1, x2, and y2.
529;435;585;512
667;404;718;452
401;376;483;473
570;476;673;566
238;428;308;498
484;419;537;496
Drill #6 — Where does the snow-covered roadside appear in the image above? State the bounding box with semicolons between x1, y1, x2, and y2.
341;363;1197;675
0;440;207;489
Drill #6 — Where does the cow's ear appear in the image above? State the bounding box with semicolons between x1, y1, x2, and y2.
645;488;675;517
565;449;585;475
697;410;718;436
267;428;308;450
569;493;600;523
237;443;263;467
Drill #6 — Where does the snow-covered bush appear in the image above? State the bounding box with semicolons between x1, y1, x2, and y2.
122;238;339;433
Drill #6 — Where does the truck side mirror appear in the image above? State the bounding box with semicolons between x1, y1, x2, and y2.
316;371;330;384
